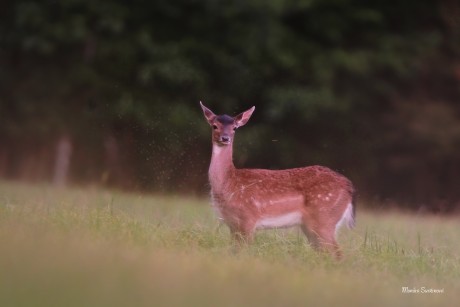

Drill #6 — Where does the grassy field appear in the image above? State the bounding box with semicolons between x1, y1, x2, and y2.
0;181;459;307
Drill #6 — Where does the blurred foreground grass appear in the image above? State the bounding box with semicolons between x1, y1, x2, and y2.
0;181;459;307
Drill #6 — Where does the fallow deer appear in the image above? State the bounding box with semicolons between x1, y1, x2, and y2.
200;102;355;258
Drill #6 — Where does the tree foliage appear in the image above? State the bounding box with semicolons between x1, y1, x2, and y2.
1;0;459;210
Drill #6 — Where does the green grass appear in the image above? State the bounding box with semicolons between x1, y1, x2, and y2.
0;181;459;307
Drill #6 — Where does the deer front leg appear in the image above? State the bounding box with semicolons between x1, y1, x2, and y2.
229;222;255;251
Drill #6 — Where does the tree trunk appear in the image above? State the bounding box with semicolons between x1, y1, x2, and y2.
53;135;73;187
0;149;6;178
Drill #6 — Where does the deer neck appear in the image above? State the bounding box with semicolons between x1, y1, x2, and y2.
209;143;235;193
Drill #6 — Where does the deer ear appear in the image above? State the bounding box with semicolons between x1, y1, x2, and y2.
200;101;216;124
235;106;255;128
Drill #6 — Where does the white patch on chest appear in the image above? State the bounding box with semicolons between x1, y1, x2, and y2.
210;194;224;220
255;212;302;229
212;144;223;155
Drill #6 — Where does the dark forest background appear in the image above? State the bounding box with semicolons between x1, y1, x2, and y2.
1;0;460;212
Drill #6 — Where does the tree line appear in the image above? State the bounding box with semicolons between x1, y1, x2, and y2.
1;0;460;211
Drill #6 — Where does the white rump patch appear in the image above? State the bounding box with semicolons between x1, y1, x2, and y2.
255;212;302;230
335;203;355;235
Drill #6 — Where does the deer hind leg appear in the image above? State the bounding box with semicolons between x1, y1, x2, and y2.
301;218;342;259
315;228;342;259
301;225;320;249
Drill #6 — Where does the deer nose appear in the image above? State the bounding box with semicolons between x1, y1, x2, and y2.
220;136;230;143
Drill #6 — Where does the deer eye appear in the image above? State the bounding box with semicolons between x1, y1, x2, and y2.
212;125;218;130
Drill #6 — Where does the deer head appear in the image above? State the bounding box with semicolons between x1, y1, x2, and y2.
200;101;255;146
